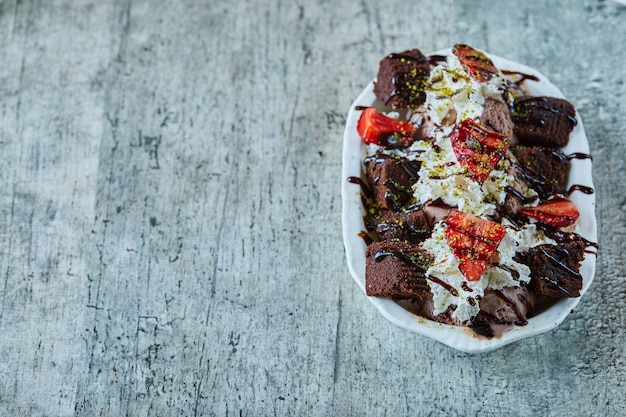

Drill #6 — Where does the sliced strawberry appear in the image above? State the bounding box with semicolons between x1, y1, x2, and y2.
444;211;506;282
446;210;506;244
450;119;509;183
356;107;416;148
445;227;498;259
452;44;499;83
520;195;580;228
459;259;488;282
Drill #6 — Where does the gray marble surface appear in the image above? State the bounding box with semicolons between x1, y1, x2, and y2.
1;0;625;415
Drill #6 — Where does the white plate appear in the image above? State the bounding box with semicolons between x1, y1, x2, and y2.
341;49;597;353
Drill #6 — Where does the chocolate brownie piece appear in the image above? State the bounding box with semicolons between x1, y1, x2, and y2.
516;241;585;298
481;98;515;139
364;153;420;211
511;145;568;198
365;241;432;299
373;49;430;109
369;208;431;243
512;96;577;148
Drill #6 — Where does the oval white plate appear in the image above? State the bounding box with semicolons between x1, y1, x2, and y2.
341;49;597;353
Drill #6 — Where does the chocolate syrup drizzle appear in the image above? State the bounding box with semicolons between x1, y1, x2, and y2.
501;69;540;85
567;184;594;195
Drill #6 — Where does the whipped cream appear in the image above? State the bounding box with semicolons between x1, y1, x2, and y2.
410;129;516;218
425;54;506;125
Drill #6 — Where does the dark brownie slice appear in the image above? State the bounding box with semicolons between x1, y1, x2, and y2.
365;241;432;300
373;49;430;109
516;241;585;298
481;98;514;139
369;208;431;243
512;96;577;148
511;145;568;198
364;153;421;211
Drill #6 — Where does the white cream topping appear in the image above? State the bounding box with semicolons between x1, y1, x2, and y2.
410;130;515;218
425;54;506;125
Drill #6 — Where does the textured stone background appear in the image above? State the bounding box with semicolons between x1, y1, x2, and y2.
0;0;624;416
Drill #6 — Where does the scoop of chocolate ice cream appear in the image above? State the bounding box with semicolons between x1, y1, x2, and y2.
407;104;435;142
481;98;515;141
479;286;535;324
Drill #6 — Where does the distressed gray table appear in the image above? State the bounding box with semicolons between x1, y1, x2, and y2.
1;1;625;416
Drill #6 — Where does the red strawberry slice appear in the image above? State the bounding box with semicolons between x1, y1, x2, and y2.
445;227;498;259
459;259;488;283
444;211;506;281
452;44;499;83
450;119;509;183
446;210;507;244
520;195;580;228
356;107;416;148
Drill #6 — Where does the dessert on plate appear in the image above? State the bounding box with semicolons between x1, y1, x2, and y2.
348;45;596;338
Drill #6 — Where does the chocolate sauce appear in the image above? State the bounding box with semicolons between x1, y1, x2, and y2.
505;186;539;205
549;151;593;162
566;152;593;161
494;263;521;281
348;176;375;243
461;282;474;292
347;176;372;210
567;184;594;195
373;248;423;268
427;275;460;297
396;159;421;181
354;105;369;111
347;176;364;185
501;69;540;85
537;224;598;253
509;159;560;198
428;54;447;66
